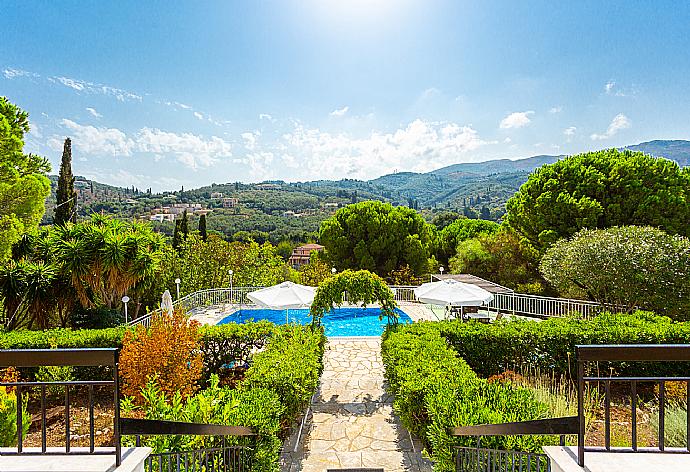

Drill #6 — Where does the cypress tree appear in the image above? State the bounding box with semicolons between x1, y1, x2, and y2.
172;219;182;250
180;210;189;239
54;138;77;225
198;213;207;242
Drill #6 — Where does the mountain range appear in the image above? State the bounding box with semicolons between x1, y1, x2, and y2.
48;140;690;229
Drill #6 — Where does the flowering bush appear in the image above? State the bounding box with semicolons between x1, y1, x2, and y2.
119;310;203;402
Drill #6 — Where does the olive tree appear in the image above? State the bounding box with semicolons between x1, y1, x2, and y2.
540;226;690;320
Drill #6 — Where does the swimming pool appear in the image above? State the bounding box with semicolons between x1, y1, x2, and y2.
216;307;412;336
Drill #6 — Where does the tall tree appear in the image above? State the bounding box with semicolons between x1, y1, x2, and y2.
172;219;182;250
54;138;77;225
198;213;207;241
319;201;435;276
506;149;690;252
180;210;189;239
0;97;51;261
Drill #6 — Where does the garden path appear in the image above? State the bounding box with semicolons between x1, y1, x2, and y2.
282;338;433;472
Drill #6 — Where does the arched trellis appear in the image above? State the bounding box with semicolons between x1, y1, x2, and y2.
310;269;398;327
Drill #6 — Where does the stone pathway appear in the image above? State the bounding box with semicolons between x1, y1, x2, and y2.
282;338;433;472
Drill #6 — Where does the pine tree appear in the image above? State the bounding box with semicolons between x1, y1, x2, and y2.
198;213;207;241
54;138;77;225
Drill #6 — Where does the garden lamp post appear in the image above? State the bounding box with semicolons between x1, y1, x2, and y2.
440;266;445;276
331;267;337;275
122;295;130;324
174;278;181;300
228;269;234;302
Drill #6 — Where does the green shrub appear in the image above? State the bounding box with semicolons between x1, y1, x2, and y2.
430;312;690;378
122;375;283;472
0;386;30;447
382;326;555;471
199;321;276;381
241;325;325;428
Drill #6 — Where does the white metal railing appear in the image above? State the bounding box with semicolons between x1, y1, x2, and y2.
128;285;621;327
487;292;626;319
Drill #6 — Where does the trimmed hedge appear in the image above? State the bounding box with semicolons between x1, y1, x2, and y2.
433;311;690;378
381;326;555;472
241;325;326;428
0;322;279;381
0;322;326;471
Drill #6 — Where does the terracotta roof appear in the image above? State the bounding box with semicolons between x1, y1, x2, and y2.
431;274;514;294
298;243;325;250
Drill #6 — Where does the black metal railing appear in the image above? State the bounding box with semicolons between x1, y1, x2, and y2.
450;344;690;471
576;344;690;466
451;417;578;472
0;348;257;472
121;418;255;472
455;444;551;472
0;348;122;466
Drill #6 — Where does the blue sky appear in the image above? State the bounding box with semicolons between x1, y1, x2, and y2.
2;1;690;191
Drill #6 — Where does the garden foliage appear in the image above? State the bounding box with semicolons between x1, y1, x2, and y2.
319;201;436;276
540;226;690;320
0;385;30;447
0;97;51;262
416;313;690;379
381;325;555;471
505;149;690;252
119;310;203;401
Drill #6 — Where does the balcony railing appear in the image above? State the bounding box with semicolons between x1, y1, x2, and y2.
121;418;255;472
450;344;690;471
0;348;256;471
0;348;122;466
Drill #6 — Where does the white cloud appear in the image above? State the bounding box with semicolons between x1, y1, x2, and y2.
499;111;534;129
329;106;349;117
282;119;491;180
136;128;232;169
50;75;142;101
503;137;512;144
563;126;576;137
48;119;233;169
86;107;102;118
259;113;275;122
193;111;204;120
241;131;260;151
3;67;39;79
605;81;616;94
590;113;631;140
49;119;135;156
549;106;563;114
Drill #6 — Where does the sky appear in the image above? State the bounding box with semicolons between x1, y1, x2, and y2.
2;1;690;191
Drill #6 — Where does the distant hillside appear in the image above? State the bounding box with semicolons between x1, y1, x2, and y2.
431;154;564;177
623;140;690;167
43;139;690;240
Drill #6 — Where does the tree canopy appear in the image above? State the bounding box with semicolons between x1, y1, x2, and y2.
319;201;435;276
449;229;546;294
0;97;51;260
505;149;690;251
437;218;500;265
540;226;690;320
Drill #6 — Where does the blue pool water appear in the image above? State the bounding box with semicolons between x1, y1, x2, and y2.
217;307;412;337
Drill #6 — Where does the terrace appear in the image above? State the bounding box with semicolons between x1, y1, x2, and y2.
1;278;688;472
